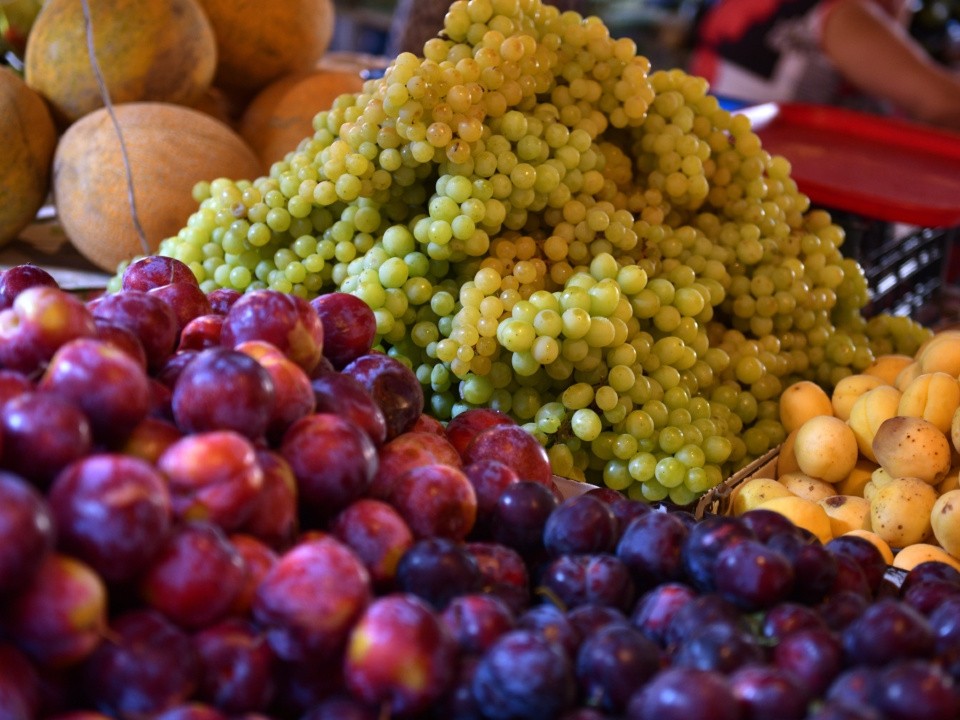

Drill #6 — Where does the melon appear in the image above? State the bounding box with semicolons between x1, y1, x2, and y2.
238;69;365;171
53;102;262;273
0;66;58;246
196;0;336;98
24;0;217;127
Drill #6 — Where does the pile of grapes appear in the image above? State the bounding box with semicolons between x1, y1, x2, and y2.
137;0;930;503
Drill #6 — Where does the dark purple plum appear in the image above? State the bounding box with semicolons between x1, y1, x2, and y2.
151;704;228;720
444;407;517;458
300;695;379;720
148;282;213;336
538;553;636;612
928;594;960;652
543;494;618;557
472;629;576;720
0;472;54;596
0;285;96;376
395;537;483;611
466;541;531;615
252;536;372;662
193;618;276;714
121;256;198;292
48;453;171;584
462;424;553;487
767;530;841;604
0;391;91;488
441;593;516;655
139;522;246;630
714;539;794;611
344;594;458;717
0;643;40;719
625;666;740;720
729;664;810;720
672;621;765;674
616;511;690;590
171;347;275;440
901;561;960;594
516;603;581;660
489;480;559;561
739;507;804;542
177;313;224;351
0;264;58;309
309;292;377;369
825;535;888;596
575;623;660;713
89;289;178;373
81;609;200;719
329;498;414;590
663;594;745;650
463;458;521;535
759;602;828;642
206;288;241;315
311;371;388;446
565;603;629;639
841;598;935;666
342;353;424;441
773;628;845;696
875;660;960;720
805;703;883;720
220;289;324;373
279;413;378;520
817;589;871;632
902;579;960;617
38;337;152;447
680;514;755;592
630;581;697;647
824;666;883;710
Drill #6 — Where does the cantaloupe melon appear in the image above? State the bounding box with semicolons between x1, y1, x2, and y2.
238;69;364;172
196;0;336;98
53;102;263;273
0;66;57;246
24;0;217;127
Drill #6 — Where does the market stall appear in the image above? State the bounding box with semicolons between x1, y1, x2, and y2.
2;0;960;717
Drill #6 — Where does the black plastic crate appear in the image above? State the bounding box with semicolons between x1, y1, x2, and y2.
828;208;957;324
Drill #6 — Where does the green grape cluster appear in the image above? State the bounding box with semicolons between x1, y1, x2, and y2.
132;0;932;504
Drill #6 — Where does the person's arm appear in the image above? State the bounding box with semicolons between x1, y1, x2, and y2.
820;0;960;130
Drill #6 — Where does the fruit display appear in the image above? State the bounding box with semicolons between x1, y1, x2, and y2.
727;331;960;573
0;258;956;720
3;0;960;713
123;0;932;506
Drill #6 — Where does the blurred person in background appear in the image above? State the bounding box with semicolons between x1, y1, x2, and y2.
688;0;960;131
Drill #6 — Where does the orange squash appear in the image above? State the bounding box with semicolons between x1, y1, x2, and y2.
24;0;217;127
0;66;58;246
196;0;336;99
53;102;263;273
238;68;365;172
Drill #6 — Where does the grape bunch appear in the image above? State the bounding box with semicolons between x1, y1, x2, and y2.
135;0;931;503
